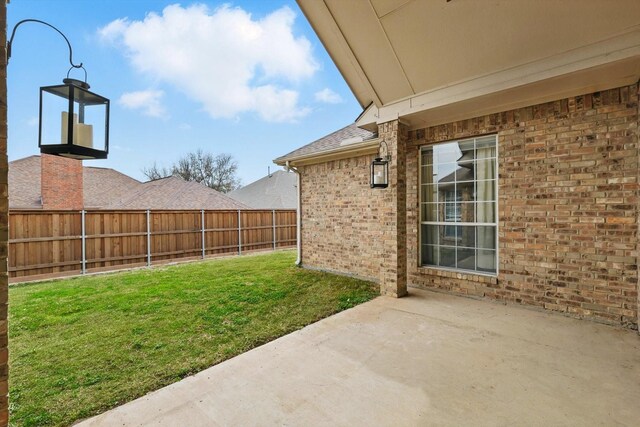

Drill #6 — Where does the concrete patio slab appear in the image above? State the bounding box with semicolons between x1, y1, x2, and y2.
76;289;640;427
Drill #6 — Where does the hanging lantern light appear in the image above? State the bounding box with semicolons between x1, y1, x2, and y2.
39;76;109;159
370;140;390;188
8;19;110;160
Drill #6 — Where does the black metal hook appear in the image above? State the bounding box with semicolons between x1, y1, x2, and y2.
378;140;390;161
7;19;83;69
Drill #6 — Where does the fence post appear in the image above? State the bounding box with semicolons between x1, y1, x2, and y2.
146;210;151;267
81;210;86;274
201;209;205;259
237;209;242;255
272;209;276;250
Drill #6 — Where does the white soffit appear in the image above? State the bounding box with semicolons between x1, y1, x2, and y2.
400;56;640;130
298;0;640;126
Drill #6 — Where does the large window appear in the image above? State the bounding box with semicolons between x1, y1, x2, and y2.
420;135;497;274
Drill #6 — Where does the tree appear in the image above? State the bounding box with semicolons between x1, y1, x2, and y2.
142;150;241;193
141;162;172;181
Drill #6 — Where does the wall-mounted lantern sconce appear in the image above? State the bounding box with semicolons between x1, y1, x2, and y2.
8;19;110;160
370;140;390;188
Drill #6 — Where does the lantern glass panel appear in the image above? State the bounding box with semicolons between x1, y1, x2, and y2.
76;99;107;152
373;163;383;184
371;159;388;188
40;89;67;147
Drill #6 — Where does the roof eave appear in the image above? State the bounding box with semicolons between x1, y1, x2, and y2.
296;0;379;109
274;138;380;167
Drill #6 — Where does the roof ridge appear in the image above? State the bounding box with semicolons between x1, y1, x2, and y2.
9;155;40;164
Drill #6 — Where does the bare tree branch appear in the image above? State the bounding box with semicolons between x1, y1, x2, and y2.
143;150;241;193
141;162;172;181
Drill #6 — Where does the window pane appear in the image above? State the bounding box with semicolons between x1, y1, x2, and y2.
476;180;495;202
476;201;495;223
422;244;438;266
476;159;496;180
442;189;460;202
455;164;474;181
477;249;496;273
459;202;475;223
434;162;457;184
421;203;437;222
433;142;462;164
436;185;455;205
421;164;435;185
477;226;496;249
439;246;456;268
458;140;475;161
421;150;433;166
476;137;497;158
421;224;438;246
439;224;457;244
421;184;436;202
442;202;460;223
457;248;475;270
458;225;476;248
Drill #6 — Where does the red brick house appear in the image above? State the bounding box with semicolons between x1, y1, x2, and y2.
276;0;640;330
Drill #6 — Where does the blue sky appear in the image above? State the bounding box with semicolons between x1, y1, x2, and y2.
7;0;362;185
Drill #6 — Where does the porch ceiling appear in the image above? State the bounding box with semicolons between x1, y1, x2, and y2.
298;0;640;129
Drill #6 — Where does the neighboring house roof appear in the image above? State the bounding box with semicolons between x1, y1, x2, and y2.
83;166;144;209
228;170;297;209
8;155;250;210
104;176;249;210
8;156;42;209
274;123;377;166
8;155;144;209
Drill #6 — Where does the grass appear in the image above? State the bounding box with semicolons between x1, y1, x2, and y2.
9;250;378;427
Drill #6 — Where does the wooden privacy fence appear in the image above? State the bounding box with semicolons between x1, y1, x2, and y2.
9;209;297;281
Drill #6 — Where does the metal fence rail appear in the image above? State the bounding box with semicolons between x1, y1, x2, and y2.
8;209;297;282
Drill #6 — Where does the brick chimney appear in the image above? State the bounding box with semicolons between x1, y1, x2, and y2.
41;154;83;210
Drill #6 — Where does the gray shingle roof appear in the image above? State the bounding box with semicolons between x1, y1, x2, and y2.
274;123;376;163
8;156;42;209
84;167;144;209
228;170;297;209
104;176;250;210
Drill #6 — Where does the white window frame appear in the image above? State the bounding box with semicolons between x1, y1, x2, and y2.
418;135;499;276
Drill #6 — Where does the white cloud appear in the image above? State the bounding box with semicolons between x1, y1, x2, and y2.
99;4;318;122
118;90;167;118
314;88;342;104
26;117;38;127
99;18;129;44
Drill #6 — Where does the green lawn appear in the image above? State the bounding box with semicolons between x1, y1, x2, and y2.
9;251;378;427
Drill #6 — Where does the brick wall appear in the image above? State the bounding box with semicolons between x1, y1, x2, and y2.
41;154;83;210
298;122;409;297
379;121;408;297
0;2;9;424
407;84;639;329
299;155;385;282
